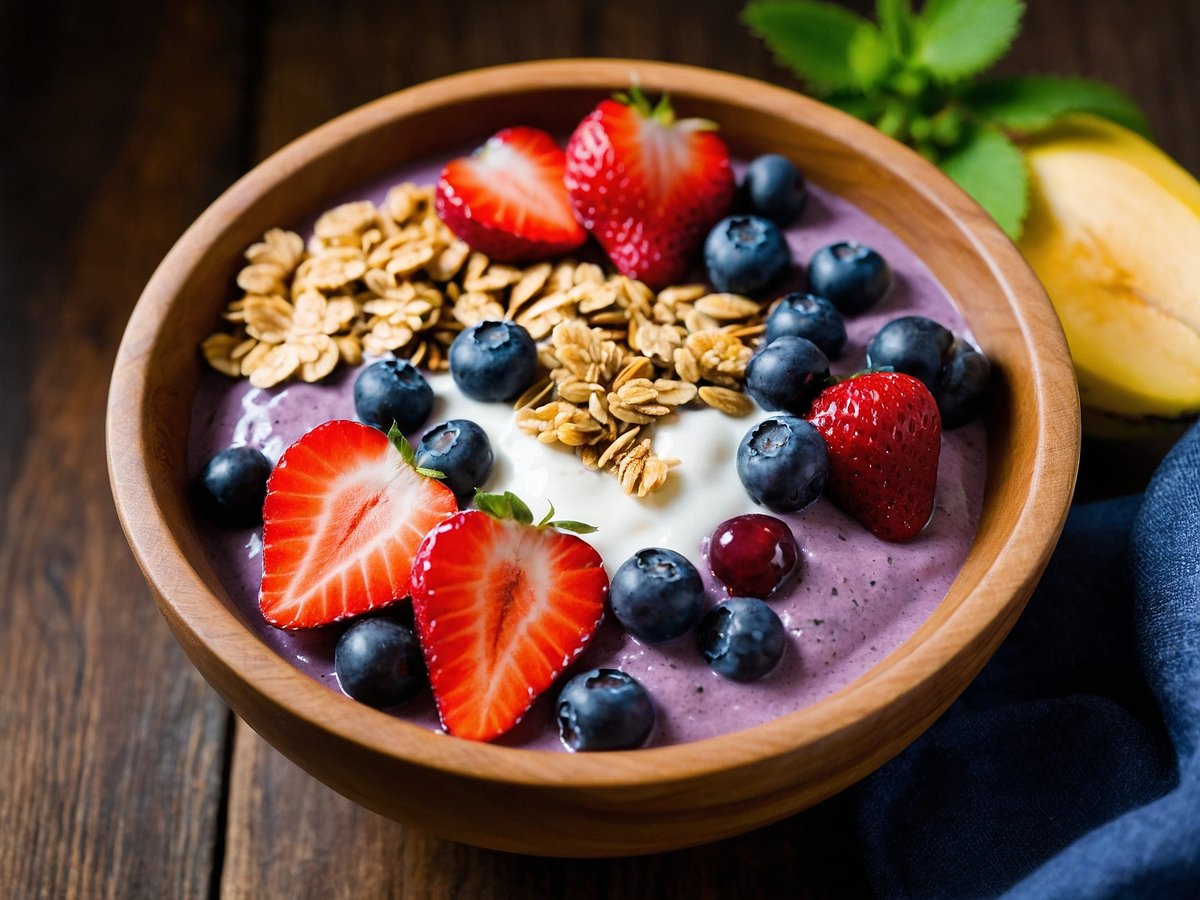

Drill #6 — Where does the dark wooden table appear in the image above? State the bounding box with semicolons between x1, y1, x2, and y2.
4;0;1198;896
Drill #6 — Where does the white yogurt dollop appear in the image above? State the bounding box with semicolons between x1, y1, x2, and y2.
427;373;764;565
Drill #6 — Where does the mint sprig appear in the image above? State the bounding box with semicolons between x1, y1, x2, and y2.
913;0;1023;82
743;0;1150;239
940;124;1029;238
961;76;1151;137
743;1;887;93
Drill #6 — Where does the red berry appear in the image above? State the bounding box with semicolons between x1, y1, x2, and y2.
709;514;800;599
259;421;458;629
805;372;942;542
410;499;609;742
435;127;587;262
564;87;735;289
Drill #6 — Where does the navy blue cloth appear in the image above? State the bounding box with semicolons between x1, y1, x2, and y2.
857;422;1200;898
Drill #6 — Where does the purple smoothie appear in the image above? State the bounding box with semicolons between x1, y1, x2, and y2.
188;152;987;751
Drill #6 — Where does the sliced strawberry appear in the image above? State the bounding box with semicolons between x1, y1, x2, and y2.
435;126;587;262
410;493;608;742
259;420;457;629
805;372;942;542
565;87;735;289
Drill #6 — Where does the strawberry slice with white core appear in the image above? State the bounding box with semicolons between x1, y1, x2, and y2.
410;492;608;742
435;126;587;262
259;420;457;629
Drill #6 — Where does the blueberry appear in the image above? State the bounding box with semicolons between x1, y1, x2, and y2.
736;416;829;513
765;293;846;359
866;315;954;387
448;320;538;402
334;617;426;709
740;154;808;226
415;419;493;504
610;548;706;644
197;446;272;527
697;598;786;682
704;215;791;295
556;668;655;751
744;336;830;415
353;359;434;433
807;241;892;315
934;341;991;428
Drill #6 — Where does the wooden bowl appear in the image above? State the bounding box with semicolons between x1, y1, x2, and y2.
106;60;1079;857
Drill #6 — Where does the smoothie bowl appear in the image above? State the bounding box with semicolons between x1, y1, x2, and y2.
106;60;1079;856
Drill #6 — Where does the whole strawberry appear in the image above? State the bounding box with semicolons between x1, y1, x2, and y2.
564;86;735;289
805;372;942;542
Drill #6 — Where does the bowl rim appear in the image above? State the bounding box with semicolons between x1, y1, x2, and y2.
107;58;1079;790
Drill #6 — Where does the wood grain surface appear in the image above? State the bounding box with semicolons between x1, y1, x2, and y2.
5;0;1199;896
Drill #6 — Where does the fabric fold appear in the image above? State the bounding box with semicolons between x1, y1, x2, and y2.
858;422;1200;898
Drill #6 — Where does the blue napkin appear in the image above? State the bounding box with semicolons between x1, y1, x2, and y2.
856;422;1200;898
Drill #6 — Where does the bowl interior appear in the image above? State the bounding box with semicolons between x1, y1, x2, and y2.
109;60;1077;800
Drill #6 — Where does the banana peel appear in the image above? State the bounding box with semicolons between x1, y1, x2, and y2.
1018;115;1200;430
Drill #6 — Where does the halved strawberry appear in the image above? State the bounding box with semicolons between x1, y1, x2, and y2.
409;492;608;742
259;420;457;629
805;372;942;542
564;86;735;289
435;126;587;262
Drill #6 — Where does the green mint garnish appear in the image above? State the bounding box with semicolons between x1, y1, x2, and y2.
386;422;445;480
743;0;1149;238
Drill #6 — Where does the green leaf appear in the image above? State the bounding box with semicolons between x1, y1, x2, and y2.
507;493;533;525
848;24;891;88
386;423;444;479
473;490;533;525
473;492;594;533
963;75;1151;137
743;0;886;93
472;492;506;521
825;91;885;121
876;0;914;58
537;501;599;534
939;123;1029;238
914;0;1024;82
547;520;600;535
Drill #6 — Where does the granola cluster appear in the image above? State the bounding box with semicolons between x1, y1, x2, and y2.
202;184;770;494
204;184;471;387
514;295;762;496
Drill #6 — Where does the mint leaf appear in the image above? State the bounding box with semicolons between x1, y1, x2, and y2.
915;0;1024;82
826;91;885;121
743;0;886;94
963;75;1151;137
387;423;444;479
876;0;914;58
939;124;1029;238
848;24;891;88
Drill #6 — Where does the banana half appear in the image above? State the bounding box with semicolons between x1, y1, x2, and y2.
1019;115;1200;426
